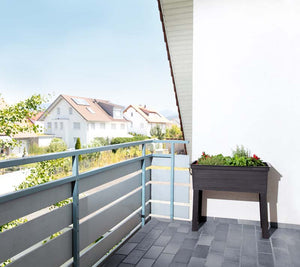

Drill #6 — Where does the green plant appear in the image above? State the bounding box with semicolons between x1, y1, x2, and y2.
150;125;164;140
47;138;67;153
198;148;265;167
75;137;82;161
0;94;45;150
165;125;183;139
232;145;250;158
28;143;48;155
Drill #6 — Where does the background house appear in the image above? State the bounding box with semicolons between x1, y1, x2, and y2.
159;0;300;226
39;95;129;148
123;105;171;136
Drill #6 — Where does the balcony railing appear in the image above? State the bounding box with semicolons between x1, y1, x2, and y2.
0;139;189;267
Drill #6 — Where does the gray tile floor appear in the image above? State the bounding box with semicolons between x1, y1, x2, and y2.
103;218;300;267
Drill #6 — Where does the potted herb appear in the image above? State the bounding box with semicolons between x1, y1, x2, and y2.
191;146;270;238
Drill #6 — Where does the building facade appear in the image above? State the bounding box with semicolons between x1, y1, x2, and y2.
40;95;129;148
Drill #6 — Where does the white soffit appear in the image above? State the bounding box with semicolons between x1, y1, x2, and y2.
160;0;193;155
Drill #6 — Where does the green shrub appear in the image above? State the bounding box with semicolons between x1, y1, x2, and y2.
47;138;67;153
110;136;149;153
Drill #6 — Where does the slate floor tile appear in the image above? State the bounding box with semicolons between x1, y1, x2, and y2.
188;257;206;267
210;240;226;253
173;248;193;264
205;252;224;267
197;234;214;246
163;241;181;254
271;237;288;249
192;245;209;258
103;254;125;267
257;241;272;254
137;238;156;251
128;232;147;243
258;253;274;267
222;259;240;267
116;243;138;255
123;250;146;265
153;253;174;267
241;255;258;267
136;258;155;267
224;247;240;262
144;246;164;260
154;235;172;246
182;238;197;249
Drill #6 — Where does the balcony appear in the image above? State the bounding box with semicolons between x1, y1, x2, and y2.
0;140;189;266
1;140;300;267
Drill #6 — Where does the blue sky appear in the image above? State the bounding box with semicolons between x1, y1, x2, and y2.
0;0;177;117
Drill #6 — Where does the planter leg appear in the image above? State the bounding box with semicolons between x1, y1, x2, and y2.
259;193;270;239
192;190;200;231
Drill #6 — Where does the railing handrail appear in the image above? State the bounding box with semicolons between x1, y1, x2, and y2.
0;140;188;204
0;139;156;169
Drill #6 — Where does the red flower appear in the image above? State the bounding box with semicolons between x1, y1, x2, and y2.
252;154;260;160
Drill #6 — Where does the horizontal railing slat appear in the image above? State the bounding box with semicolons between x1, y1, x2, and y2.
79;170;150;219
79;158;151;194
79;184;150;250
80;212;141;266
8;228;72;267
0;183;72;226
0;204;72;263
151;202;190;219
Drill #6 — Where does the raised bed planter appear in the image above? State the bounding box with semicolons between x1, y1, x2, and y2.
191;161;270;238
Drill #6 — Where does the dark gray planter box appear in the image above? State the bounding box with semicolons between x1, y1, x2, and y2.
191;161;270;238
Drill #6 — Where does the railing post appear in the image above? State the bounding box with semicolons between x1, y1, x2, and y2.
72;155;80;267
141;143;146;226
170;142;175;221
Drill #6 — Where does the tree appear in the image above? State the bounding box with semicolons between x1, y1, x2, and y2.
0;94;44;150
75;137;82;161
165;125;183;140
47;138;67;153
150;125;164;140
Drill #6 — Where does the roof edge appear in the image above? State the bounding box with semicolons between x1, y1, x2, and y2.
157;0;187;153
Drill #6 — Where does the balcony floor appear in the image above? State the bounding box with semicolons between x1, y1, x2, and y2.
103;217;300;267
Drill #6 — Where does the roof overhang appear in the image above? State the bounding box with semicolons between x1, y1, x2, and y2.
157;0;193;155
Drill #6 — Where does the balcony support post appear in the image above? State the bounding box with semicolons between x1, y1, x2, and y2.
72;155;80;267
170;142;175;220
141;144;146;226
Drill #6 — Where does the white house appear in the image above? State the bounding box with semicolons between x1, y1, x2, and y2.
123;105;171;136
159;0;300;226
39;95;129;148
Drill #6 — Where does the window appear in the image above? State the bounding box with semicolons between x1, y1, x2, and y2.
90;123;95;130
73;122;80;129
131;112;133;117
121;123;125;130
54;122;58;129
57;108;60;115
130;122;133;127
69;107;73;115
140;123;144;128
47;122;52;129
100;123;105;129
60;122;63;130
111;123;116;130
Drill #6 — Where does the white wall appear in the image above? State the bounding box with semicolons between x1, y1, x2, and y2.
43;99;87;148
193;0;300;225
86;121;129;144
124;107;150;136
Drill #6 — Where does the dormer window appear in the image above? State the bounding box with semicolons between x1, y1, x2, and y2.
86;107;96;114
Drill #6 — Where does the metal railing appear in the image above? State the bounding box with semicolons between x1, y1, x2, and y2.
0;139;188;267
